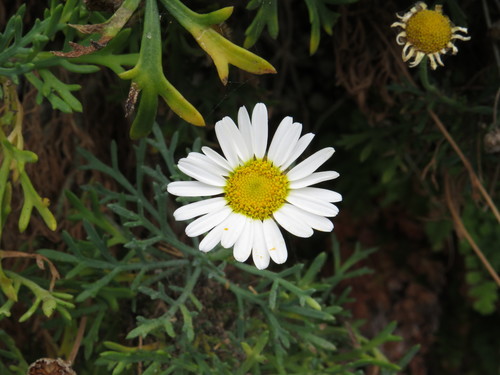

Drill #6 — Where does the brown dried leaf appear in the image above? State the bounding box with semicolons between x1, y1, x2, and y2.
124;82;140;118
52;39;109;58
0;250;60;290
69;23;106;35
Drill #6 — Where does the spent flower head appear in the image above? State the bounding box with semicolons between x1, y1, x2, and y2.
167;103;341;269
391;2;470;70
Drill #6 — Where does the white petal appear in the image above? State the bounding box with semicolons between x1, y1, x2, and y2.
237;106;254;155
167;181;223;197
268;118;302;167
287;147;335;181
215;119;240;168
289;171;339;189
280;133;315;170
185;206;232;237
287;191;339;217
199;225;224;252
451;32;470;41
278;204;333;232
251;103;268;159
452;26;469;34
276;122;302;167
291;187;342;203
201;147;232;173
185;152;228;176
287;207;333;232
395;31;407;45
402;42;414;61
434;52;444;67
233;219;253;262
220;116;252;162
428;54;438;70
252;220;270;270
267;116;292;162
220;213;247;248
173;197;227;221
263;219;287;264
273;203;314;238
178;159;226;186
409;52;425;68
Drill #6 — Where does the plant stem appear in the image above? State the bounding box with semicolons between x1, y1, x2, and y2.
419;60;492;114
428;109;500;225
444;175;500;287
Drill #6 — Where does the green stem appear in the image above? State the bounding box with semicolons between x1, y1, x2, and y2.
3;270;74;321
419;59;492;114
159;0;199;28
160;0;228;29
127;265;202;339
102;0;142;39
4;270;50;299
172;266;201;314
418;58;435;94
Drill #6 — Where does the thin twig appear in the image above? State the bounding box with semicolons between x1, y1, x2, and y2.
493;87;500;125
444;175;500;287
428;109;500;224
482;0;500;74
138;336;143;375
0;250;60;290
68;316;87;364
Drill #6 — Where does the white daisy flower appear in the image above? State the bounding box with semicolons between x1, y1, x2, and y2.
167;103;341;270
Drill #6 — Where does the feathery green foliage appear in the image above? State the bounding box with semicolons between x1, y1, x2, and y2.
0;126;414;374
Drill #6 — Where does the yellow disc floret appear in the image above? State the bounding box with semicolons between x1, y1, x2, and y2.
391;2;470;70
224;159;289;220
406;9;452;53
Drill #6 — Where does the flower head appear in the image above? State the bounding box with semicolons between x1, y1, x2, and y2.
167;103;341;269
391;2;470;70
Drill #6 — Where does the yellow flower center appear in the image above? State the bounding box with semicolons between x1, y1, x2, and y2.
224;159;289;220
406;9;452;54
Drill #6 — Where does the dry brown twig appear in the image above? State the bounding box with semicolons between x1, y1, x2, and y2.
428;109;500;225
444;175;500;287
68;316;88;364
0;250;60;290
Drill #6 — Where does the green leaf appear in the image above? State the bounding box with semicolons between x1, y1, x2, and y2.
18;172;57;232
41;296;57;317
0;164;12;241
300;252;327;286
302;332;337;350
76;268;122;302
37;249;79;264
237;331;269;375
470;282;498;315
304;0;340;54
244;0;279;48
107;203;140;221
0;264;17;302
159;0;276;85
281;305;334;321
269;279;279;310
127;316;175;339
25;71;80;113
180;304;194;342
119;0;204;137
